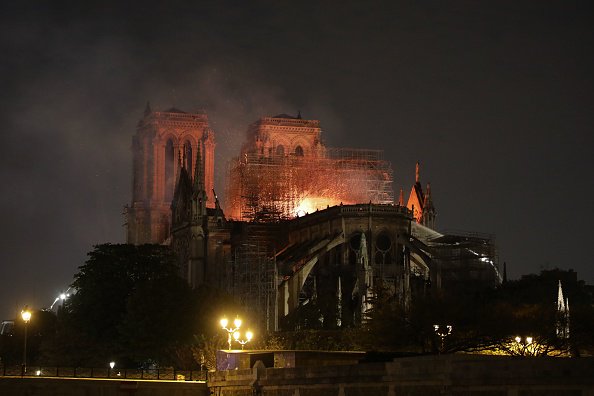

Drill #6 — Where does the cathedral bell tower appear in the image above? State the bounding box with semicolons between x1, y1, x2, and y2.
126;104;215;245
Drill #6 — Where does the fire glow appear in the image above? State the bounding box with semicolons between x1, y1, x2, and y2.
295;197;343;217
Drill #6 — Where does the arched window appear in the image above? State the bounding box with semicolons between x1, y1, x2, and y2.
348;232;363;266
165;139;175;201
276;145;285;157
295;145;304;156
375;232;393;265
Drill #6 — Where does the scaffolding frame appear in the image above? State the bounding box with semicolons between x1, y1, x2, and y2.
232;225;278;331
226;147;394;222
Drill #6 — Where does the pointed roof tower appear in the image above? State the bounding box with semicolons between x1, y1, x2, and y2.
423;183;434;210
144;101;152;117
172;149;190;209
192;142;208;218
407;162;425;223
193;142;205;196
421;182;436;228
556;280;570;339
557;280;566;312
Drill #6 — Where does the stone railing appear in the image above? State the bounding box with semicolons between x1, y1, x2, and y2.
0;365;207;382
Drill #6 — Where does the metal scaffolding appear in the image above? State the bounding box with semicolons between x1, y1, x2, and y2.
232;225;278;331
225;147;394;222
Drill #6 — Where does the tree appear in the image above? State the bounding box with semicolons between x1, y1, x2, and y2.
45;244;194;367
118;275;195;367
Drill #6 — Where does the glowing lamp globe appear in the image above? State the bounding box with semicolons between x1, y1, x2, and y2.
21;309;31;323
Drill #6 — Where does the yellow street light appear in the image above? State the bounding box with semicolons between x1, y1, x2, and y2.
433;324;452;354
233;330;254;350
21;306;32;374
512;336;536;356
220;316;242;350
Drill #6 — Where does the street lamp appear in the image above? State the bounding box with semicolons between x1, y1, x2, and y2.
433;324;452;353
512;336;536;356
108;361;115;377
21;306;32;374
220;317;242;350
233;330;253;350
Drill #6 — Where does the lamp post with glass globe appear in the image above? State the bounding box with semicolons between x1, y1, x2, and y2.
220;317;242;350
233;330;253;350
21;306;32;374
433;324;452;354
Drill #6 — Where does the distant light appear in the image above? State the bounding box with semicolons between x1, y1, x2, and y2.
35;370;41;376
21;307;32;323
515;336;521;343
60;293;67;300
233;331;240;340
109;361;115;369
220;318;228;329
526;337;533;344
233;318;242;329
246;331;253;341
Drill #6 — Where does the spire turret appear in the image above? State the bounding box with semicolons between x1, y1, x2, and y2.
557;280;566;312
192;142;207;218
193;143;205;194
556;280;570;339
144;101;152;117
175;148;183;180
421;182;436;228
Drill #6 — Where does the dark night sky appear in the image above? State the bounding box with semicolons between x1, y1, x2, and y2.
1;1;593;320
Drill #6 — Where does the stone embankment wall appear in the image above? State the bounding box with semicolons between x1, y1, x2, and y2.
0;377;208;396
208;354;594;396
3;355;593;396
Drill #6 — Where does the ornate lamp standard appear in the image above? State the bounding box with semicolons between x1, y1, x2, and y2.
433;324;452;353
233;330;253;350
513;336;535;356
21;306;32;374
220;317;242;350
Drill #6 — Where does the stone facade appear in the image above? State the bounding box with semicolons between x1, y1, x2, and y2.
126;105;215;244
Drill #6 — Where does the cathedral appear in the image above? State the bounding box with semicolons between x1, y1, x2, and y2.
126;106;500;331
